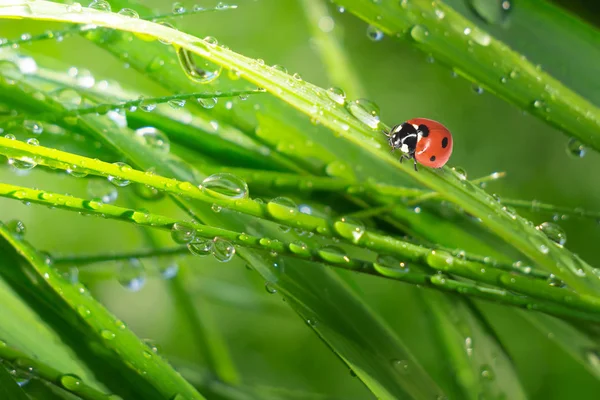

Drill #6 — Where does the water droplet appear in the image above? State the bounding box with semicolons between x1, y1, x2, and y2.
392;359;409;374
480;365;495;380
289;240;309;256
567;138;586;158
327;87;346;105
465;337;474;356
177;47;222;84
23;120;43;134
89;0;111;12
118;259;146;291
135;126;170;153
451;167;468;180
8;153;36;170
67;2;83;12
212;237;236;262
272;64;288;74
346;98;380;129
188;237;213;256
172;2;185;13
410;25;430;42
197;97;217;109
472;84;484;95
101;330;116;340
60;374;82;391
201;173;249;199
267;197;298;220
117;8;139;18
158;261;179;279
334;216;365;243
67;164;89;178
468;0;511;25
317;246;350;263
211;203;222;213
265;282;277;294
6;220;26;239
139;97;157;112
108;162;132;187
168;98;186;109
367;25;384;41
536;222;566;246
171;222;196;244
88;179;118;203
426;250;454;270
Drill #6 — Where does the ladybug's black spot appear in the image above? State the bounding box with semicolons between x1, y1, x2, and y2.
429;156;436;162
441;137;449;148
419;124;429;137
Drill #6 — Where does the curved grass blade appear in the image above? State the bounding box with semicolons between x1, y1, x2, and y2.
0;224;206;400
3;0;595;296
334;0;600;152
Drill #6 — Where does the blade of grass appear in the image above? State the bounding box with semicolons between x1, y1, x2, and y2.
0;223;206;400
335;0;600;152
3;0;594;296
0;363;30;400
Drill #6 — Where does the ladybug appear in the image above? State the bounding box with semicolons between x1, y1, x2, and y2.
387;118;453;171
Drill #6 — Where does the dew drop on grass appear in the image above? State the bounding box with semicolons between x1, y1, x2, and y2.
133;183;164;201
392;359;409;374
89;0;111;12
23;120;43;134
334;216;365;243
289;240;309;256
172;2;185;13
410;25;430;43
67;164;88;178
177;47;222;84
585;349;600;372
468;0;511;25
451;167;468;180
197;97;217;109
60;374;82;391
212;237;235;262
118;259;146;292
158;261;179;279
366;25;384;41
472;84;484;95
317;246;350;263
480;365;495;380
327;87;346;105
536;222;566;246
101;330;116;340
135;126;170;153
117;8;139;18
139;97;157;112
167;98;186;109
346;98;380;129
426;250;454;270
6;220;26;239
201;173;249;199
265;282;277;294
67;2;83;12
108;162;132;187
8;154;36;171
88;179;118;204
188;237;213;256
567;138;586;158
171;222;196;244
267;197;298;220
272;64;288;74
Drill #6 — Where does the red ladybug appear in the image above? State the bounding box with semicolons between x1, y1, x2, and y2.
388;118;453;171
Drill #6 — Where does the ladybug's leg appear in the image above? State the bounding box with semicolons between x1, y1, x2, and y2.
412;155;418;172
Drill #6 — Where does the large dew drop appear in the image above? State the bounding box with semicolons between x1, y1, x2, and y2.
212;237;236;262
267;197;298;221
118;259;146;292
317;246;350;263
171;222;196;244
188;237;213;256
334;216;365;243
201;173;249;200
135;126;170;153
89;0;111;12
536;222;566;246
177;47;222;84
410;25;430;43
108;162;132;187
327;87;346;105
566;138;586;158
346;98;380;129
467;0;511;25
366;25;384;41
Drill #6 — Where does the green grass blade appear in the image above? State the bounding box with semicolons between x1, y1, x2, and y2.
0;224;206;400
335;0;600;152
0;363;31;400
